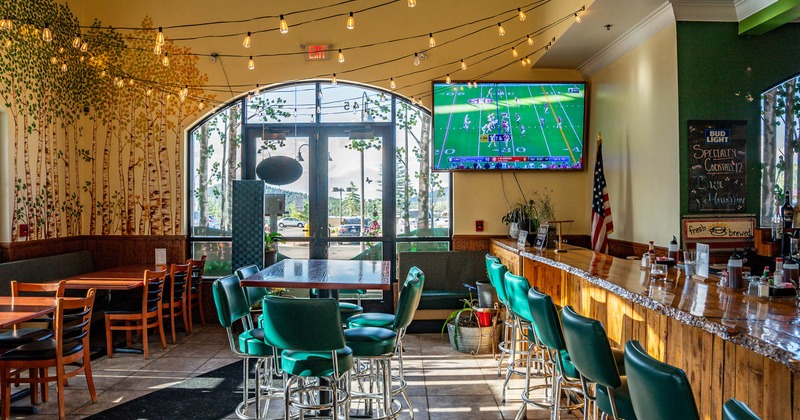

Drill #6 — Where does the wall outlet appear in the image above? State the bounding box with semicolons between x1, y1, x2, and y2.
475;220;484;232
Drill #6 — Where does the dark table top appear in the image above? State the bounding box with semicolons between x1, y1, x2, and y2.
0;296;57;329
240;259;391;290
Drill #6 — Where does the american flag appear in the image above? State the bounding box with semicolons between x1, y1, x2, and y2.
591;138;613;253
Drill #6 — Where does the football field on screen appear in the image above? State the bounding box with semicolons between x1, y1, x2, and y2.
432;83;585;170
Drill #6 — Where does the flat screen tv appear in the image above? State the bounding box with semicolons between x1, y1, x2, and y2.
431;81;588;171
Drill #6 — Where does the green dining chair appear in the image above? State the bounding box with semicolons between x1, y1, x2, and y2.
261;296;354;419
346;266;425;417
623;340;698;420
561;306;636;420
234;265;265;310
486;255;512;377
723;398;760;420
212;274;279;419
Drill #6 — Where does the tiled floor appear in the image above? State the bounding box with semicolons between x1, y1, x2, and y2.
9;324;580;419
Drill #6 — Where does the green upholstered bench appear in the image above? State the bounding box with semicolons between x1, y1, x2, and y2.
0;251;95;295
397;250;488;320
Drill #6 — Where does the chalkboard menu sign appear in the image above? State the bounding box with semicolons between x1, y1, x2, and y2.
687;120;747;213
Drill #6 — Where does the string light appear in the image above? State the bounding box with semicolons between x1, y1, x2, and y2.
255;84;260;94
338;49;345;63
445;74;451;84
145;87;153;96
179;85;188;102
60;63;67;72
80;41;88;53
79;55;85;62
428;33;436;48
154;43;161;55
520;58;527;67
162;52;169;67
525;57;531;65
332;73;337;85
408;0;416;7
99;70;106;77
72;36;81;48
390;78;396;89
497;23;505;36
346;12;355;30
42;24;52;42
4;19;11;30
166;93;172;100
0;18;6;30
413;52;420;66
460;59;467;71
50;56;57;65
58;47;64;54
198;100;205;110
155;27;164;46
248;56;254;69
128;79;135;86
242;32;251;48
518;8;526;21
4;40;10;48
574;12;582;23
279;15;288;34
511;47;518;58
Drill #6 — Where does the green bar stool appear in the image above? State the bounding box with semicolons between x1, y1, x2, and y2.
262;296;354;419
486;255;512;378
212;274;280;419
526;287;584;420
624;340;698;420
502;272;550;406
347;267;425;418
561;306;636;420
723;398;761;420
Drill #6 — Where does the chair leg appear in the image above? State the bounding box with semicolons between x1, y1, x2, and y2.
56;364;66;419
182;302;191;337
3;368;12;420
198;289;206;325
142;317;149;359
169;306;177;344
84;348;97;402
187;295;194;335
157;311;167;349
105;316;114;358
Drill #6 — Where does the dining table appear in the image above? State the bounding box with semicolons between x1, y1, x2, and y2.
60;265;154;290
239;259;391;293
0;296;57;329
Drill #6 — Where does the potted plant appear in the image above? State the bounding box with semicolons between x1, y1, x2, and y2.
442;285;498;354
501;188;555;245
264;232;285;267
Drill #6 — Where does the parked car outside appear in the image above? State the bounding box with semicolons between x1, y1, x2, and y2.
396;209;433;234
278;217;305;228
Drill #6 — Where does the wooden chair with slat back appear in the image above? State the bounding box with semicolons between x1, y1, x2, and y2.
162;263;191;344
0;289;98;420
104;270;167;359
186;255;207;333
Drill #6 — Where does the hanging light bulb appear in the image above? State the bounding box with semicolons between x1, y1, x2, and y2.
50;56;57;65
279;15;288;34
518;8;526;21
408;0;416;7
413;52;420;66
42;24;52;42
3;18;12;31
331;74;337;85
155;27;164;46
346;12;355;29
128;79;135;86
99;70;106;77
198;100;205;110
60;63;67;72
242;32;251;48
255;84;260;94
511;47;518;58
575;12;582;23
80;41;88;53
58;47;64;54
145;87;153;96
390;78;396;89
154;43;161;55
527;35;534;46
72;35;81;48
248;56;254;70
166;93;172;100
520;58;527;67
179;85;188;102
0;18;6;30
525;57;531;65
497;23;505;37
338;49;345;63
162;52;169;67
428;33;436;48
445;74;451;84
460;59;467;71
79;55;85;62
3;39;10;48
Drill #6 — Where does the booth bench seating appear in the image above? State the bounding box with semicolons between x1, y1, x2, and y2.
0;251;95;295
397;250;487;321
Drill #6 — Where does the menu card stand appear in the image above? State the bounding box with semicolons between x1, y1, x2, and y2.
548;220;573;253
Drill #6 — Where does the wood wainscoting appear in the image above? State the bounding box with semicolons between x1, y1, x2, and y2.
0;235;186;269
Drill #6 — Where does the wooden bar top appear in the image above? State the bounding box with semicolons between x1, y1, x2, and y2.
495;238;800;371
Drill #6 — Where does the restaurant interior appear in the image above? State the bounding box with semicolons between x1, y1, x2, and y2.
0;0;799;418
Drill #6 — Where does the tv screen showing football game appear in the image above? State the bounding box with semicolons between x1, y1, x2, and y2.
431;81;587;171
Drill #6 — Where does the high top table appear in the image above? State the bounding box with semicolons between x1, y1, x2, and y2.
240;259;391;293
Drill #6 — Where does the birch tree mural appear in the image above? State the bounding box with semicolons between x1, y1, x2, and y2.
762;76;800;226
0;1;213;241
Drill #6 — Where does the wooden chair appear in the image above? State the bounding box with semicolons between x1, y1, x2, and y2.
186;256;207;333
162;263;191;344
104;270;167;359
0;289;98;420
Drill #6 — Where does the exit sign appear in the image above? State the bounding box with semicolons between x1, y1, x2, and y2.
305;44;329;61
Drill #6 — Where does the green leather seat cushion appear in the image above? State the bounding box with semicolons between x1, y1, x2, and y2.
338;302;364;318
557;349;579;379
418;290;471;310
238;328;273;356
596;377;637;420
281;347;354;377
344;327;396;357
348;312;395;329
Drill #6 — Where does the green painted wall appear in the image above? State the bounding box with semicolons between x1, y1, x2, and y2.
677;22;800;221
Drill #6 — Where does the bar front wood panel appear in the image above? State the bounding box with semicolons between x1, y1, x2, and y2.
488;240;522;275
524;259;797;420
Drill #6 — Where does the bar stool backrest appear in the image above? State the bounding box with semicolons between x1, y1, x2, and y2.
503;272;533;322
235;265;268;308
487;261;508;304
527;288;566;352
561;305;621;389
723;398;760;420
624;340;700;420
393;266;425;331
261;296;345;352
212;275;251;328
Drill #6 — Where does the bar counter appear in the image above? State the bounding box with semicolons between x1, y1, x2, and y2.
489;238;799;420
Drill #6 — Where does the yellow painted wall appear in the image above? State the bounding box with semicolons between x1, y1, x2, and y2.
587;23;680;245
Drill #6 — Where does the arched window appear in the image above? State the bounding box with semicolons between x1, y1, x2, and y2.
187;81;450;277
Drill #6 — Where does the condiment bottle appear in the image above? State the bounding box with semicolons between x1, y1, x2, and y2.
727;252;743;289
668;236;679;262
647;241;656;263
774;257;784;286
783;256;799;286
